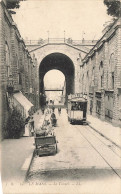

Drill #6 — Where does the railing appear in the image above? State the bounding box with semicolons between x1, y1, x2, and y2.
24;38;97;46
48;38;66;43
14;84;22;91
72;40;97;45
45;87;63;91
25;39;48;45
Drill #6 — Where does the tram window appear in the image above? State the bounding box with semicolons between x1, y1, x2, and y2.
79;103;83;111
78;104;81;110
71;102;75;110
75;103;79;110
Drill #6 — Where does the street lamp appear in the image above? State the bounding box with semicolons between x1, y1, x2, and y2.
64;30;66;42
47;31;49;43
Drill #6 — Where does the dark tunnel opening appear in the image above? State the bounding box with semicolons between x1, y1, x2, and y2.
39;52;75;107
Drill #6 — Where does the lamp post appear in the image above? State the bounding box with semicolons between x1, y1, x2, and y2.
64;30;65;43
47;31;49;43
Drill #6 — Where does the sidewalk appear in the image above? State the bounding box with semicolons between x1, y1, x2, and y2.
1;110;120;185
1;109;43;184
1;137;34;183
87;114;121;148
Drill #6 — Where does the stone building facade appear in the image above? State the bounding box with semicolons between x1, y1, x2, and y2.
0;0;39;139
79;18;121;126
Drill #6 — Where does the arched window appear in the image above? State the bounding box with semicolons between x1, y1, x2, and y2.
92;67;95;86
16;55;19;69
99;61;104;88
109;53;115;89
82;74;84;93
5;43;11;77
16;55;21;85
86;71;89;92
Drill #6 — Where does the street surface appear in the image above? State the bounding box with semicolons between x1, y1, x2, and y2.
27;109;121;193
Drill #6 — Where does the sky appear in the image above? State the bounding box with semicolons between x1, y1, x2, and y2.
12;0;112;41
12;0;112;89
44;70;65;88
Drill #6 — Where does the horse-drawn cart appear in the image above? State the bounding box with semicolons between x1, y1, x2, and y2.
34;134;57;156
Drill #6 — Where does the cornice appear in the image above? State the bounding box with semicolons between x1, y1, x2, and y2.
81;18;121;66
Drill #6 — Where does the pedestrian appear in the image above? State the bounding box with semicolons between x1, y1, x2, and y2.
58;107;61;115
42;107;45;114
24;116;31;136
52;106;55;112
50;112;57;127
30;116;35;136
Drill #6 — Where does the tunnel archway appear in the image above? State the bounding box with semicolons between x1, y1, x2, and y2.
44;70;65;105
39;52;75;107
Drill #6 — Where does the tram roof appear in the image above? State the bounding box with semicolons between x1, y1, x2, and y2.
69;97;87;102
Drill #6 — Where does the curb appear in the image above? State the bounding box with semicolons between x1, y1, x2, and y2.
88;123;121;149
24;149;36;182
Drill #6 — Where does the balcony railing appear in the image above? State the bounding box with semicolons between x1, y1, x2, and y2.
14;84;22;92
7;76;14;93
24;38;97;47
7;76;22;93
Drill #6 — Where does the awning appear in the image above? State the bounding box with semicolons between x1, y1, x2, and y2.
13;92;34;117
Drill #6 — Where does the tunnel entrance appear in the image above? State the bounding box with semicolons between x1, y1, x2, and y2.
44;70;66;105
39;52;75;107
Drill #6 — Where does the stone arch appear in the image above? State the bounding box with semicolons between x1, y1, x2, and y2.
39;52;75;106
30;44;86;97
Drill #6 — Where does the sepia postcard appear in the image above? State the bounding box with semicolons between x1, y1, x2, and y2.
0;0;121;194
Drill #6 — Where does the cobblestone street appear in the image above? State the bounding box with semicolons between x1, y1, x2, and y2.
26;109;121;193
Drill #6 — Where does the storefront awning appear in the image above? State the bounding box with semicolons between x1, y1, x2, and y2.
13;92;34;117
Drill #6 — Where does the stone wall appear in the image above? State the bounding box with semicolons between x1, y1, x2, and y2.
0;1;39;139
80;18;121;126
28;43;87;96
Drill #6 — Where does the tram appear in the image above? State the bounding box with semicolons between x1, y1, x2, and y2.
67;97;87;125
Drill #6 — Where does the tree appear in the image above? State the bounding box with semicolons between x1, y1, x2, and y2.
104;0;121;17
6;0;25;9
7;107;25;138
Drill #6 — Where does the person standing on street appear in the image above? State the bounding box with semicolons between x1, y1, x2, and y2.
42;107;45;114
58;107;61;115
30;116;34;136
52;106;55;112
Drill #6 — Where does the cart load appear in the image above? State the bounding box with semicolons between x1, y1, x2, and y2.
34;113;57;156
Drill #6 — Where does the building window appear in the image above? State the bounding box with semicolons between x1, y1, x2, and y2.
16;55;20;84
109;53;115;90
5;43;11;77
18;73;22;85
111;72;114;89
82;75;84;93
86;71;89;92
100;61;103;88
92;67;95;86
101;75;103;88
